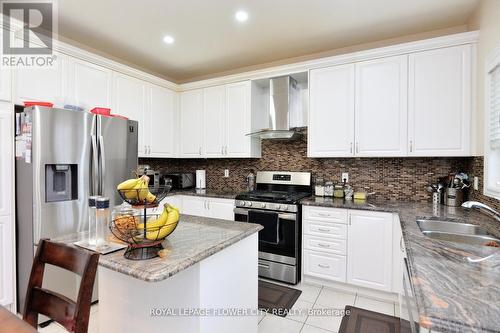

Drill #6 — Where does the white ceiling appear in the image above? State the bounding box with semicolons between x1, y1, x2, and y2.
57;0;480;82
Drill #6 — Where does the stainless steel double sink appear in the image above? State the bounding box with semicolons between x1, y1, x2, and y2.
417;219;500;246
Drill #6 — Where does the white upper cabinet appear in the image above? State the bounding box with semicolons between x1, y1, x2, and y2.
309;64;355;157
204;85;226;157
347;210;393;292
147;85;175;158
225;81;255;157
69;58;112;108
355;55;408;156
408;45;472;156
180;89;204;157
14;53;67;104
113;73;146;155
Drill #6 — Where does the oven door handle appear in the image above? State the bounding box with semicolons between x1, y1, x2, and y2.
233;207;296;221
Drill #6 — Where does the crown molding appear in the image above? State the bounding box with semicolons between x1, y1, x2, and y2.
179;31;479;91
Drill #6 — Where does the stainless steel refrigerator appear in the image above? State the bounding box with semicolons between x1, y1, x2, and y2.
15;106;138;313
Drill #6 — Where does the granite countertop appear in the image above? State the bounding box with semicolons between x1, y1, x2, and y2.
167;189;238;199
56;215;262;283
301;196;500;333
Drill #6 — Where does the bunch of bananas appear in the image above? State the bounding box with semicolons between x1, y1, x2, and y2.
117;175;156;204
136;203;180;240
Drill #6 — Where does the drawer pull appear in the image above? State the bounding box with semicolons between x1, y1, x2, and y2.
318;264;330;269
317;212;331;217
317;228;330;232
317;243;331;248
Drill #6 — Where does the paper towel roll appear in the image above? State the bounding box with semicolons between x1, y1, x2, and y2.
196;170;206;189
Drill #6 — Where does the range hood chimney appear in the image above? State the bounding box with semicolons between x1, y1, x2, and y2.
247;76;303;140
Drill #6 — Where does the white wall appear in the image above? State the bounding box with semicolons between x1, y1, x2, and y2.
468;0;500;156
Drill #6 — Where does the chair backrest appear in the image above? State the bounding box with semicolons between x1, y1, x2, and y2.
23;239;99;333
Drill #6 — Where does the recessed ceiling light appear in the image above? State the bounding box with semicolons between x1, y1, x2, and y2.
163;35;175;44
235;10;248;22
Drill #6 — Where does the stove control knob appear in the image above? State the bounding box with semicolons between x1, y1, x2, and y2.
246;201;253;207
238;201;246;206
260;203;266;208
282;205;289;211
276;204;282;210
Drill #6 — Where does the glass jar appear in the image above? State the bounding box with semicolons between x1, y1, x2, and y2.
344;184;354;200
95;197;111;250
314;177;325;197
334;185;345;198
324;181;334;197
87;196;99;246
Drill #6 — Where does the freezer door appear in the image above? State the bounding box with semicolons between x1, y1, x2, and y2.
97;116;138;208
31;106;95;242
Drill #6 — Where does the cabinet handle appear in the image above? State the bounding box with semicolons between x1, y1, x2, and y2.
199;147;202;155
207;201;210;210
409;140;413;153
221;146;224;155
400;236;405;253
144;145;147;154
356;142;359;154
350;142;353;154
317;228;330;232
317;243;331;248
317;212;331;217
224;146;228;155
148;146;151;154
318;264;330;269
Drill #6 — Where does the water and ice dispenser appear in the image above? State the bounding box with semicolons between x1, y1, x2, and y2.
45;164;78;202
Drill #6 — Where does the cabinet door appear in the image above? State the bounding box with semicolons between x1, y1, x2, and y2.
225;81;251;157
148;85;175;157
113;73;146;155
303;250;346;282
355;56;408;156
309;65;355;157
208;199;235;220
408;45;472;156
0;110;12;217
70;58;112;108
347;211;393;292
204;86;226;157
15;52;67;104
182;196;208;217
180;90;204;157
0;215;13;306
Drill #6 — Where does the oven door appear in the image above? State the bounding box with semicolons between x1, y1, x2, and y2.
234;207;298;261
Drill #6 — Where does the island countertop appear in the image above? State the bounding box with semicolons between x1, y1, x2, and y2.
56;215;262;283
300;197;500;333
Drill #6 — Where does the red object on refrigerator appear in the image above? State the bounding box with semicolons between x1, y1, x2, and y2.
90;107;111;116
109;114;129;120
24;101;54;108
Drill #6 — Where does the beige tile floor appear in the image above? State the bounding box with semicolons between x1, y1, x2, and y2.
39;282;398;333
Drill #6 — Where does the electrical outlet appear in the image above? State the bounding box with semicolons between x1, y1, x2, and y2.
342;172;349;183
224;169;229;178
474;176;479;190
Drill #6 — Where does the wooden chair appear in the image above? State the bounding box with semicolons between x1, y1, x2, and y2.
23;239;99;333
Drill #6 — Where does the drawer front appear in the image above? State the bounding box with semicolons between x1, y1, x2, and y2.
304;250;346;282
303;206;348;224
304;220;348;239
303;235;347;255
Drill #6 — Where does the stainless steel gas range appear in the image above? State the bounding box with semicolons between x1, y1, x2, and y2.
234;171;312;284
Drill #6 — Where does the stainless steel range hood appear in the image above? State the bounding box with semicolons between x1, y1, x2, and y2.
247;76;303;140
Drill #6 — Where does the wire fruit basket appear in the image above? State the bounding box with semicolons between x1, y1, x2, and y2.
110;210;179;260
118;184;171;208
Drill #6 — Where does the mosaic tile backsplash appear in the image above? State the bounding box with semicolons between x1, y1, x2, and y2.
141;135;499;205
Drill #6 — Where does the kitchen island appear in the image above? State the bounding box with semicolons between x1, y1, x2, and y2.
57;215;262;333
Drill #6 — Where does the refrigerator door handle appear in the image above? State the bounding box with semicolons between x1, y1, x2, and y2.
99;135;106;195
91;134;99;195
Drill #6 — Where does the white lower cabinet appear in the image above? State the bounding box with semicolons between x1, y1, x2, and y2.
303;207;395;293
347;210;393;292
303;250;346;282
179;196;235;221
0;216;13;307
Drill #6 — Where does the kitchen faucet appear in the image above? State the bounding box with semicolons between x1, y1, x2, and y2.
462;201;500;222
